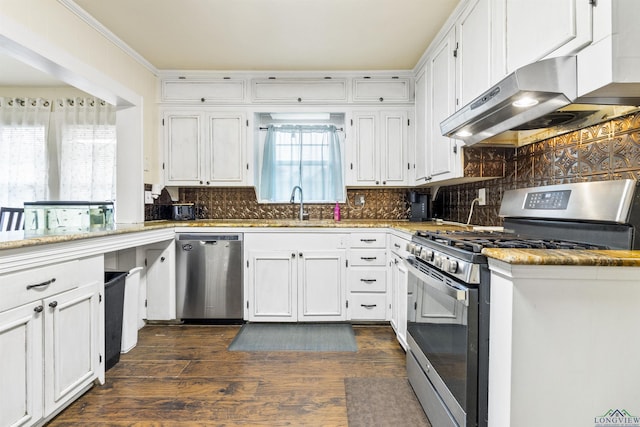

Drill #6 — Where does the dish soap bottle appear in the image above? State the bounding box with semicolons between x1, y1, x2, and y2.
333;202;341;221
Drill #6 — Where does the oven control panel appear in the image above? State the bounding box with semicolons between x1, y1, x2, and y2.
407;242;480;284
524;189;571;210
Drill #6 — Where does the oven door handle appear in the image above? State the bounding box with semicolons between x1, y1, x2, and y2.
407;260;469;304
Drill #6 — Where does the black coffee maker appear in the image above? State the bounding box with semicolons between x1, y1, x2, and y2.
408;191;430;222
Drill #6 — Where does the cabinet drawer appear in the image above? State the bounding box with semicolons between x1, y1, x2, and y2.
348;268;387;293
348;250;387;267
389;234;411;257
161;79;246;103
251;78;348;103
350;233;386;248
0;256;102;312
349;293;387;320
352;78;411;103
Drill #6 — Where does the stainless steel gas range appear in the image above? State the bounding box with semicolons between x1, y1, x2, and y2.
405;179;640;427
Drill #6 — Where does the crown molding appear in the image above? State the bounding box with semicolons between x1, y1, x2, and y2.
58;0;159;76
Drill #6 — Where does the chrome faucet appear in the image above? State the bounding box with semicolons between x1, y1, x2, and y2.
289;186;306;220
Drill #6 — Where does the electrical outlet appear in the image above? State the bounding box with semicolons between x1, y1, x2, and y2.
355;194;365;206
144;191;154;204
478;188;486;206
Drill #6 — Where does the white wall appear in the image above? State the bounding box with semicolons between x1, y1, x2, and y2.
0;0;160;222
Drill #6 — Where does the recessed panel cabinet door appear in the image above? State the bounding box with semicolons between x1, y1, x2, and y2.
43;282;101;417
428;27;460;180
165;113;202;185
208;114;245;183
381;111;408;185
0;302;43;427
298;250;346;321
248;251;297;321
505;0;593;72
351;113;378;186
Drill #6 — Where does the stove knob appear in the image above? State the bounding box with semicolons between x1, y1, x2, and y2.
446;259;458;274
422;249;434;261
434;255;443;268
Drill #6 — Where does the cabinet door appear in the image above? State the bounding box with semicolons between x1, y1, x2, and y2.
43;281;101;417
248;251;297;322
298;250;346;321
352;79;411;103
207;113;246;184
349;112;379;186
457;0;493;106
413;69;429;184
164;112;203;185
505;0;593;72
428;28;462;181
391;257;408;350
380;111;409;186
0;302;43;427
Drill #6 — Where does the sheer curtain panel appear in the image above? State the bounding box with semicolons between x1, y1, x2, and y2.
0;97;50;208
52;97;117;201
259;124;344;203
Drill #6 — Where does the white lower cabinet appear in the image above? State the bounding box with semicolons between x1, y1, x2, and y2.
0;255;104;427
245;233;347;322
389;233;410;349
347;232;389;321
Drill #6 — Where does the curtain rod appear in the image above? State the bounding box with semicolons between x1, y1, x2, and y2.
259;126;344;131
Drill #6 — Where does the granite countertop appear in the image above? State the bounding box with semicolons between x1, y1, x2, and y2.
482;248;640;267
3;219;640;266
0;219;464;251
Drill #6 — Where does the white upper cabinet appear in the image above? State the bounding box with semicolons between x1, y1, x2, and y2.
457;0;500;106
415;0;505;185
505;0;593;73
347;110;411;187
163;111;249;187
251;78;348;103
161;79;245;104
164;113;202;185
427;28;462;182
413;69;429;185
352;78;412;103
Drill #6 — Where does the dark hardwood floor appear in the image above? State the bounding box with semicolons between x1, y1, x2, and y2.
47;324;407;426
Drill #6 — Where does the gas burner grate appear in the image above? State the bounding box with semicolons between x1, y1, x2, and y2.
414;230;609;252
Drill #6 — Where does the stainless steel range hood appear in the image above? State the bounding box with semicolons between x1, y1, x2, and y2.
440;56;640;146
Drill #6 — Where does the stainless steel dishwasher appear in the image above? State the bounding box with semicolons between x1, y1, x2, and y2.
175;233;243;320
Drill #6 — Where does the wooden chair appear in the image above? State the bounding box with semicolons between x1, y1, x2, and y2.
0;207;24;231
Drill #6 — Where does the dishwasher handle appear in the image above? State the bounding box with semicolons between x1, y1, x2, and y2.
177;233;243;242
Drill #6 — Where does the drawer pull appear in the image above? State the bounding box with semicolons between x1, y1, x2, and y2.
49;301;58;309
360;239;377;243
394;243;401;248
360;257;377;261
34;305;44;313
361;304;377;309
26;278;56;290
360;279;377;283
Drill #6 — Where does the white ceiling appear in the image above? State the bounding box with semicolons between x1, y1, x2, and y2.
72;0;460;71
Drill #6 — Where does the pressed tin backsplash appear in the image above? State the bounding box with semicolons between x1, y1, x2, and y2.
146;111;640;225
146;187;425;221
442;111;640;226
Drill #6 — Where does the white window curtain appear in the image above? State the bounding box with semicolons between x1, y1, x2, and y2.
0;97;51;208
51;97;117;201
259;124;344;203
